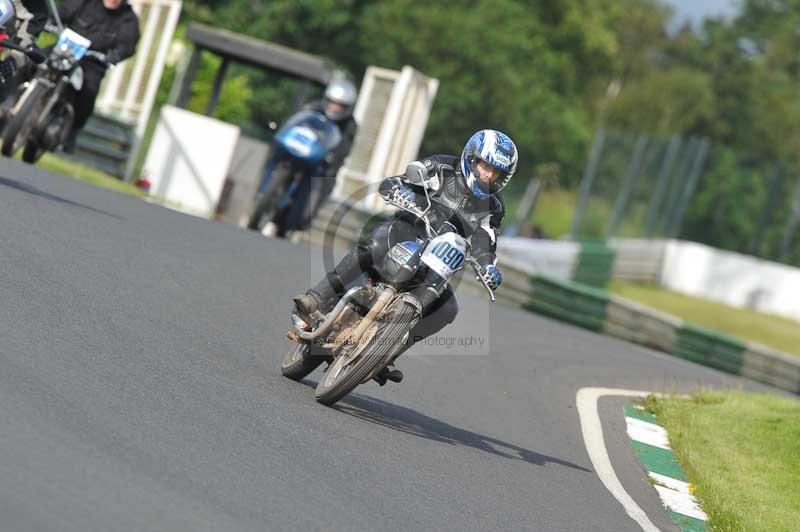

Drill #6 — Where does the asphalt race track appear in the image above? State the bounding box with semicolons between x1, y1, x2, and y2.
0;159;776;532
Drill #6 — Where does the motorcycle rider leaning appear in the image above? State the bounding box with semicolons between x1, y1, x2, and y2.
307;76;359;179
288;76;359;232
294;129;518;384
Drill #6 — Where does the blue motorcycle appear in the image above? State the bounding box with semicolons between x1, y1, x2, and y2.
247;110;342;236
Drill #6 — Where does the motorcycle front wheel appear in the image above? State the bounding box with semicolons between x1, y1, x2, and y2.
314;299;418;406
247;163;292;231
1;81;48;157
280;343;328;381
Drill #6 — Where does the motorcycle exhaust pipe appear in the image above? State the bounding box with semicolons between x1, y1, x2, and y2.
291;286;367;342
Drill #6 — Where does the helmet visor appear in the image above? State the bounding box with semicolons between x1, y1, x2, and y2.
472;157;512;195
324;100;348;121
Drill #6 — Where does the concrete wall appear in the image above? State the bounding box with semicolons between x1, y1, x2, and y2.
661;241;800;322
496;237;580;281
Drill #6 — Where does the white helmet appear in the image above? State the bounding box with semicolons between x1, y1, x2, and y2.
323;77;357;121
0;0;15;29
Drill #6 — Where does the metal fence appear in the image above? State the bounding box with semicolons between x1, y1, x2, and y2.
568;128;800;265
569;129;709;241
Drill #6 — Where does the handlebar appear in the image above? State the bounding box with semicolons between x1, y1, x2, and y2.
385;195;496;302
85;50;108;62
0;40;47;64
41;24;115;68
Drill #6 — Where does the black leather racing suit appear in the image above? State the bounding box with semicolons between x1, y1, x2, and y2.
308;154;505;351
59;0;140;135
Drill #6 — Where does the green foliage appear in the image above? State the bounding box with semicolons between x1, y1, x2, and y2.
606;68;715;135
177;54;253;124
177;0;632;184
159;0;800;264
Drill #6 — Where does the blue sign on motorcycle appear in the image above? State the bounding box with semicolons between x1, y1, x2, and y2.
56;29;91;61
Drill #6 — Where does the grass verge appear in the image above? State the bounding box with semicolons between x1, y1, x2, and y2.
645;391;800;532
609;280;800;357
37;154;146;198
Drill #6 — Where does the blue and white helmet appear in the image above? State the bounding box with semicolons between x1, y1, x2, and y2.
460;130;518;199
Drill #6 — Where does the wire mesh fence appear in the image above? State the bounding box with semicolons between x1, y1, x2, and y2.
569;129;710;241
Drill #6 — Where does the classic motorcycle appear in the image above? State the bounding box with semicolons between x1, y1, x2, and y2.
280;163;496;406
1;25;107;162
247;110;342;236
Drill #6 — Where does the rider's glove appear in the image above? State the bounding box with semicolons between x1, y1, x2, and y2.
480;264;502;291
440;221;458;234
390;184;416;206
105;49;122;65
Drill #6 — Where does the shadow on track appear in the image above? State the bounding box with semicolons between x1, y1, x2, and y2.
300;379;590;473
0;176;124;219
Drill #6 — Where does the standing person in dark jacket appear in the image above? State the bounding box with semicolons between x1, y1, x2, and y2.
293;129;517;384
59;0;139;151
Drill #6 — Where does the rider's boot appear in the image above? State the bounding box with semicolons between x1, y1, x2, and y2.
374;364;403;386
293;249;366;323
293;274;343;325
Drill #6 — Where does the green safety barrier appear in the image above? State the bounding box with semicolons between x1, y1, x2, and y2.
675;324;745;376
526;275;609;332
524;276;751;380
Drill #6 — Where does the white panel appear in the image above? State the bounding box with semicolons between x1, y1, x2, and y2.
497;237;581;280
143;105;239;218
660;240;800;321
609;238;667;283
334;65;439;212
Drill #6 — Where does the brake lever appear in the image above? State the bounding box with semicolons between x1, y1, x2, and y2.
466;257;496;302
386;197;435;237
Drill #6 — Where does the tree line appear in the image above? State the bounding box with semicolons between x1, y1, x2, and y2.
173;0;800;264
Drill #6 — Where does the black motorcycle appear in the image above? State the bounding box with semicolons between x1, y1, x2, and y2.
281;164;496;406
1;25;108;162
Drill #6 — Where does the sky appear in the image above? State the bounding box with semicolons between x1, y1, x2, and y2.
661;0;739;28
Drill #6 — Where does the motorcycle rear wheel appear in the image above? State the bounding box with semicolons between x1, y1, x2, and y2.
22;140;45;163
280;343;328;381
314;299;417;406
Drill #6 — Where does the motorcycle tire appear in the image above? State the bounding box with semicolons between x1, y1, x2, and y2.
1;81;48;158
247;164;292;231
280;343;328;381
22;140;44;163
314;299;418;406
